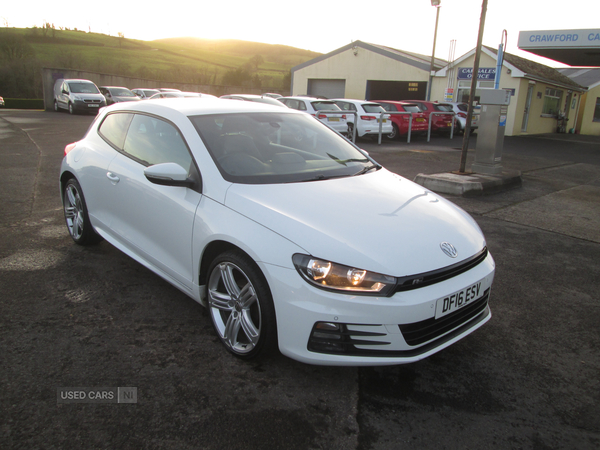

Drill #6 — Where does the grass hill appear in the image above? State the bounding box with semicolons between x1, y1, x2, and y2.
0;27;321;97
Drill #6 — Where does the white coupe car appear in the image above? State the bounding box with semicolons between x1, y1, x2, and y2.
60;98;494;366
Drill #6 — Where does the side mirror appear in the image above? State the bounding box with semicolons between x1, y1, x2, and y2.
144;162;194;188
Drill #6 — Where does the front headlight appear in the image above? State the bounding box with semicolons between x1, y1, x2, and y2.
292;254;396;296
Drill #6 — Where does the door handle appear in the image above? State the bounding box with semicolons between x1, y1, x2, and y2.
106;172;120;184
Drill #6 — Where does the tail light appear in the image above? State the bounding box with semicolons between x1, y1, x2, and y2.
318;114;327;119
458;112;467;118
64;142;77;156
342;115;346;120
361;116;376;121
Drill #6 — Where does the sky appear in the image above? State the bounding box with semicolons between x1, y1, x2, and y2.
2;0;599;68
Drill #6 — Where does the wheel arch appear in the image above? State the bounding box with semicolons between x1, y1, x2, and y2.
59;171;77;202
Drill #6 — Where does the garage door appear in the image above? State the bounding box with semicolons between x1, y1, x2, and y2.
307;79;346;99
366;81;427;101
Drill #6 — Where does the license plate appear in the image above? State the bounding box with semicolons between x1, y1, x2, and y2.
328;117;340;122
446;122;452;126
415;118;425;122
88;104;99;108
435;281;484;319
377;119;387;123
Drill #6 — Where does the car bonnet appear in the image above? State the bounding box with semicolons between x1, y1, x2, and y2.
223;169;486;276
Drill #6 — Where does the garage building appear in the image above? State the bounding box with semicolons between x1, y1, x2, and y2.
291;40;591;136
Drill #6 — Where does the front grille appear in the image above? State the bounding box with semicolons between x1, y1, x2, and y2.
84;99;102;104
391;247;488;294
399;289;490;346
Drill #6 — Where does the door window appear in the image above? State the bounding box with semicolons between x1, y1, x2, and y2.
98;113;134;150
123;115;193;171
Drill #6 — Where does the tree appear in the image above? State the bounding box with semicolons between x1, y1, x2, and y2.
0;32;35;61
248;54;264;71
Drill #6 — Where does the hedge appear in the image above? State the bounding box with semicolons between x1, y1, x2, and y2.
2;99;45;109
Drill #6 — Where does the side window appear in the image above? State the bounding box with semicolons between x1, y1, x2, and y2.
286;100;300;110
299;101;307;111
98;113;134;150
123;114;193;171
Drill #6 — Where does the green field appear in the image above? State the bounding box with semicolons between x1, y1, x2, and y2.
0;27;321;95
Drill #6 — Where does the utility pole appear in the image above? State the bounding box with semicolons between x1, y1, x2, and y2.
427;1;442;101
459;0;488;173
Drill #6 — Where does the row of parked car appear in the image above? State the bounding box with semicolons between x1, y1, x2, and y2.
52;78;478;139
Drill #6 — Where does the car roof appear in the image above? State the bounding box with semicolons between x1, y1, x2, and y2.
102;97;299;118
372;100;420;105
331;98;379;105
280;96;334;101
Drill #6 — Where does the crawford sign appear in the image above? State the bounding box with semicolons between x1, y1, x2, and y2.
518;29;600;49
457;67;496;80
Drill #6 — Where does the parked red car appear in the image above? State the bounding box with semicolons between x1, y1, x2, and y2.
403;100;455;134
372;101;429;140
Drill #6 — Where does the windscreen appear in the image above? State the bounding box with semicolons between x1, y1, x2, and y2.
69;82;100;94
110;88;136;97
190;112;377;184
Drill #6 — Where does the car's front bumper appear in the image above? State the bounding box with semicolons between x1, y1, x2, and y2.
72;99;106;112
261;252;495;366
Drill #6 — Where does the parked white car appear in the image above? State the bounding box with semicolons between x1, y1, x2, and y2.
438;102;480;134
278;96;348;134
132;88;160;100
149;91;217;99
59;99;494;366
332;99;393;139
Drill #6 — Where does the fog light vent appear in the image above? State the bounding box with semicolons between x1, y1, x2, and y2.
307;321;389;354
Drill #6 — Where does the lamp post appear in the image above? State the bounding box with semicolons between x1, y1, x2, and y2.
427;0;441;101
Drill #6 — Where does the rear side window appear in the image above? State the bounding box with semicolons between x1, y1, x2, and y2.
336;101;356;111
98;113;134;149
435;104;453;111
402;105;421;113
281;99;307;111
379;103;397;112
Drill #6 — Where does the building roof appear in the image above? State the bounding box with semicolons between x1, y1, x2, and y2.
557;68;600;89
484;46;584;90
292;40;447;73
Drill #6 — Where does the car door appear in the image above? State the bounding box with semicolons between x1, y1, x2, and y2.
103;113;202;290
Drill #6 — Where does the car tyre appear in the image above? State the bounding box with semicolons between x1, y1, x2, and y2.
63;178;102;245
68;102;74;115
387;123;399;140
207;250;277;359
54;100;59;112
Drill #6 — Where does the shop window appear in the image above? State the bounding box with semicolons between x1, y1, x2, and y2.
542;88;563;116
594;98;600;122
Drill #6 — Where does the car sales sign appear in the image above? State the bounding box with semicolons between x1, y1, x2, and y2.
458;67;496;80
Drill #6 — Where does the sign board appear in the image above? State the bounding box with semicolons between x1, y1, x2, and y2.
518;29;600;49
444;88;454;102
457;67;497;80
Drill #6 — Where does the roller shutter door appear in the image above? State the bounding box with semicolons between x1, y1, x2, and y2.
307;79;346;99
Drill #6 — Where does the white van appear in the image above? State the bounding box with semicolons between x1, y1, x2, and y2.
53;79;106;114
